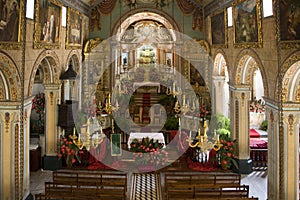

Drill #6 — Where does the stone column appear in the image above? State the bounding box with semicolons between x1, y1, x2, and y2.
265;99;280;200
23;97;34;198
280;103;300;200
0;104;19;200
212;75;226;115
43;84;60;156
229;84;252;174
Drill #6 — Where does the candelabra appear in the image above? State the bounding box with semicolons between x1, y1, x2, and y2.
99;93;119;133
70;118;106;151
186;121;222;152
166;82;182;98
174;94;196;115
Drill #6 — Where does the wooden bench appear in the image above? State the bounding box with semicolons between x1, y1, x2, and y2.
166;185;250;199
35;170;127;200
164;172;246;200
52;170;127;191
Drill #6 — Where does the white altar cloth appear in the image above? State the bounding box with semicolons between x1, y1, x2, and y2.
128;132;165;149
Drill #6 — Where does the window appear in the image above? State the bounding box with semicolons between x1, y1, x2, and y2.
26;0;35;19
62;6;67;27
263;0;273;17
227;7;232;27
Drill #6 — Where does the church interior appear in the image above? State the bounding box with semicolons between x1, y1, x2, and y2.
0;0;299;199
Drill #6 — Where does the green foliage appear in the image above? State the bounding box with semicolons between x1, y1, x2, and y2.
260;119;268;131
209;114;230;133
164;116;179;130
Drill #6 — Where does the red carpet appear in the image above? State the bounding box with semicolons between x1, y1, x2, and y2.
250;128;260;138
250;138;268;149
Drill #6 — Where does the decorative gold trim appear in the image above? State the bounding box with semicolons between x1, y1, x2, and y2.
232;0;263;48
0;0;24;50
33;0;62;49
66;7;83;49
211;9;228;48
83;37;102;54
15;123;19;199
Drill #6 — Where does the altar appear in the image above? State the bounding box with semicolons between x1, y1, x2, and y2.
127;132;165;149
133;82;160;93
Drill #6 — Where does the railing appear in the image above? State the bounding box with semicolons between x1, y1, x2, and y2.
250;148;268;169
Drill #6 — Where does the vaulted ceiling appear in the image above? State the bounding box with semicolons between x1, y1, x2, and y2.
64;0;233;18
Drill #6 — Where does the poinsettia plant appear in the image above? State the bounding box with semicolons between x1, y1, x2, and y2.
130;137;168;167
217;135;238;170
58;134;82;167
249;98;265;113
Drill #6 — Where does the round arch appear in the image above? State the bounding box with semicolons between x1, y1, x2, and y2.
111;8;182;40
28;50;60;96
234;48;269;97
281;50;300;102
65;50;81;73
212;49;230;77
0;51;21;101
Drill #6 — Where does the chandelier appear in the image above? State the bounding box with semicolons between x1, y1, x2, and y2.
186;121;222;152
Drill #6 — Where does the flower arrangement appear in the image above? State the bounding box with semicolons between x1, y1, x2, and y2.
217;136;238;170
58;134;82;167
31;93;45;133
130;137;168;167
249;98;265;113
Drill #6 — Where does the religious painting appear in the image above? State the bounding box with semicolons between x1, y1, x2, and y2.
233;0;262;48
278;0;300;48
111;134;122;156
34;0;62;49
0;0;24;49
66;7;83;49
211;9;228;47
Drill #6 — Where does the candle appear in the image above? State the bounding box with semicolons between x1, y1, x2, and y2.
78;134;81;141
173;82;175;91
214;129;216;138
217;134;219;141
178;118;181;126
73;128;76;135
189;130;191;138
183;94;186;105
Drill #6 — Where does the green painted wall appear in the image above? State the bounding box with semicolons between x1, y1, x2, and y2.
89;1;204;40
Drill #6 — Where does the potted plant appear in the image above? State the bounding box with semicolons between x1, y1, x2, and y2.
57;134;82;167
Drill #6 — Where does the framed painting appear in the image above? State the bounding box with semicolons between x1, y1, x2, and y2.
211;9;228;47
66;7;83;49
0;0;25;49
277;0;300;48
111;134;122;156
34;0;62;49
233;0;262;48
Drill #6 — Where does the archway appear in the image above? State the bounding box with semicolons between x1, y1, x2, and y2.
281;57;300;199
212;52;230;118
232;49;268;173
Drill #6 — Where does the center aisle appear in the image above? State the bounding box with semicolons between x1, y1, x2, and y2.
131;173;162;200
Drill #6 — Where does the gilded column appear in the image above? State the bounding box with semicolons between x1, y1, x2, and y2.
280;103;300;200
265;99;280;200
229;84;252;174
44;84;61;156
0;105;18;200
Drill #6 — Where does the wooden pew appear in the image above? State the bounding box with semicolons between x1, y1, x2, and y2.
164;172;246;200
52;170;127;191
36;170;127;200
